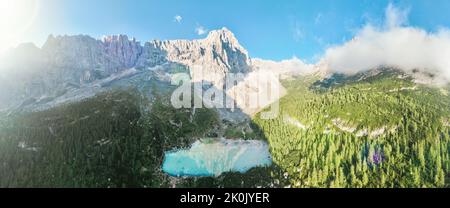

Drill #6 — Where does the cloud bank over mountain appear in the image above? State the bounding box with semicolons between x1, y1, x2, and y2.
252;57;314;76
323;3;450;83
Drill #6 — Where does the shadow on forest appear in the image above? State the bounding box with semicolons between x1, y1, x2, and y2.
0;69;288;188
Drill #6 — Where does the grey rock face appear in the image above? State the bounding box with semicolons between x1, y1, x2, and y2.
0;28;252;110
102;35;143;70
140;28;252;85
42;34;143;74
149;28;251;74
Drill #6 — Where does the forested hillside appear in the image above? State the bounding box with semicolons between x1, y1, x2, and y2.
0;88;220;187
254;70;450;187
1;68;449;188
0;88;279;188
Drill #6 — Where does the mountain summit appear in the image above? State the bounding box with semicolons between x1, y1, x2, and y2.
37;28;251;75
0;29;255;110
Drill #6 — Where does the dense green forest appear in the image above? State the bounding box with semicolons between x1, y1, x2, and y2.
254;70;450;188
1;69;449;188
0;88;280;188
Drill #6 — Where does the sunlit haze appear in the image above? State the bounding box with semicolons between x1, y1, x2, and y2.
0;0;39;54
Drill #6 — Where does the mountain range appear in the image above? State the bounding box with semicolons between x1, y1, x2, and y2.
0;28;315;117
0;28;449;188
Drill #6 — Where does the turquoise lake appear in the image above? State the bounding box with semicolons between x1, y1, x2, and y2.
162;138;272;177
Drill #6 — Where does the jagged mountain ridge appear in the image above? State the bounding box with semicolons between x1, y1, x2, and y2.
40;28;251;76
3;27;444;115
0;28;254;110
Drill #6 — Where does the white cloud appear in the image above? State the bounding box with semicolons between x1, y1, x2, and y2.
174;15;182;23
196;25;208;35
292;23;303;42
385;3;409;29
323;4;450;83
314;13;323;25
314;36;325;46
253;56;314;75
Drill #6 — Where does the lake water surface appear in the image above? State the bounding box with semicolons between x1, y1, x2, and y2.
162;138;272;177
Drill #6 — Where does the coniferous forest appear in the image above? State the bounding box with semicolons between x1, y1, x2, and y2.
0;88;278;187
254;71;450;188
0;70;449;188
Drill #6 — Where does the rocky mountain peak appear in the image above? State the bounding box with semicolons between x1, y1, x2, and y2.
139;28;251;77
205;27;248;55
206;28;238;43
102;34;143;69
0;28;255;109
102;34;134;43
42;34;99;50
201;28;251;73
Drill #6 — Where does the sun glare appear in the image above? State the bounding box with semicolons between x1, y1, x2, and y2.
0;0;39;53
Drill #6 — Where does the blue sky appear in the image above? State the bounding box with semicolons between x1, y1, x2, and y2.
24;0;450;62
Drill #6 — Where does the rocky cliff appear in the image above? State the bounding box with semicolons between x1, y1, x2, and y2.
0;28;253;110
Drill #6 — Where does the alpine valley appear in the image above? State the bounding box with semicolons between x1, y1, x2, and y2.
0;28;449;188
